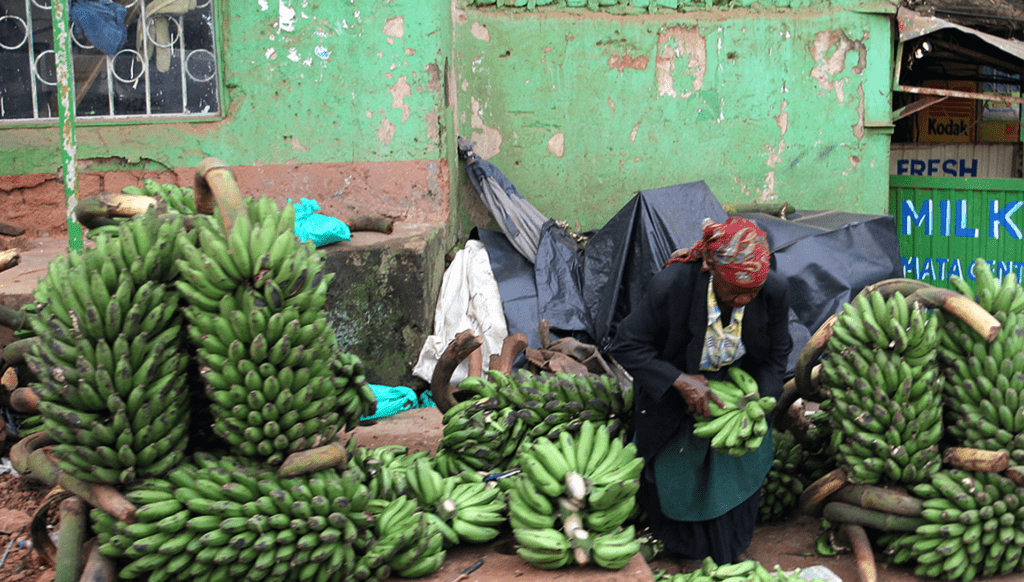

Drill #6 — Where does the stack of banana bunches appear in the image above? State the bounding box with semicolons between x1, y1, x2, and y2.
10;182;663;581
800;257;1024;582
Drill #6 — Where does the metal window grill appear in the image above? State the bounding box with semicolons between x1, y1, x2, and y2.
0;0;220;122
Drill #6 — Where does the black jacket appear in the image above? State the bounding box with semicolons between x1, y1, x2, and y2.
607;260;792;466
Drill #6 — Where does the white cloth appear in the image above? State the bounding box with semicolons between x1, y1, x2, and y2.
412;240;508;384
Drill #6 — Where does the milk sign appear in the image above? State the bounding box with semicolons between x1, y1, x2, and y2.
891;175;1024;287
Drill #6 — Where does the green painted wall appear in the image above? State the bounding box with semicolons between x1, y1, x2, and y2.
451;7;895;233
1;2;896;235
0;0;453;173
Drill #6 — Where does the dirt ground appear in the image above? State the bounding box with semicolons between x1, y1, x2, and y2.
4;407;1023;582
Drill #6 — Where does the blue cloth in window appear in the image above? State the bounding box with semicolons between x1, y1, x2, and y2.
70;0;127;57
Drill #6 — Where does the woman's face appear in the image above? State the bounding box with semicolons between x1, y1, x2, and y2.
712;271;763;308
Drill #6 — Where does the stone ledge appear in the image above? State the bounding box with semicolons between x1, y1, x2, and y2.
0;223;449;388
320;221;448;388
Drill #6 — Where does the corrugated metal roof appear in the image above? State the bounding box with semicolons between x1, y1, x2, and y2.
898;6;1024;66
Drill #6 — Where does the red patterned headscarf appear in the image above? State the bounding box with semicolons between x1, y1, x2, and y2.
665;217;770;288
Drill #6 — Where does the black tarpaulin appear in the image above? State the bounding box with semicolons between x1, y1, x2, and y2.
477;183;903;380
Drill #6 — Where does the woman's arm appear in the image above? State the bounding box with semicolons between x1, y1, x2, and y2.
607;267;692;403
750;275;793;400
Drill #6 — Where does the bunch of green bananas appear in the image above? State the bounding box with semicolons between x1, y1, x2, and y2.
355;496;448;579
345;442;414;501
758;429;806;524
25;211;191;484
885;468;1024;581
434;398;529;475
403;455;507;547
940;310;1024;464
939;260;1024;465
656;556;826;581
948;257;1024;316
800;406;839;483
819;289;943;485
127;178;198;215
692;367;775;457
434;369;633;475
91;451;380;582
512;419;644;570
176;197;375;464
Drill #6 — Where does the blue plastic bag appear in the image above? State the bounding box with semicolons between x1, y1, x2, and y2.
70;0;127;57
288;198;351;247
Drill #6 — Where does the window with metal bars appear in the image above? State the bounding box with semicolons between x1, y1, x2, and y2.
0;0;220;122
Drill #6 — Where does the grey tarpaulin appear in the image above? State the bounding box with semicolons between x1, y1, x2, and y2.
458;137;549;264
477;182;902;381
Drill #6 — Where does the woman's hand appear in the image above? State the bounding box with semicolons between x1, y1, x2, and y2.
672;373;724;418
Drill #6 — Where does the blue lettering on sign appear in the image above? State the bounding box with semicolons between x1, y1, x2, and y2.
989;201;1023;240
961;159;978;177
939;199;952;236
895;158;979;177
954;200;980;238
901;199;982;238
902;199;933;236
949;260;964;280
898;256;1024;282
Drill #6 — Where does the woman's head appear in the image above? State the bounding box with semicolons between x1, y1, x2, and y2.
667;216;770;306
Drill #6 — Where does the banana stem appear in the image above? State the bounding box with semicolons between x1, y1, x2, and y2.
79;539;116;582
858;278;933;299
75;194;158;229
490;333;529;375
0;304;26;331
943;446;1010;472
11;433;137;523
430;329;483;413
794;314;835;400
838;523;877;582
3;337;39;366
822;501;927;531
10;386;40;414
194;157;246;232
277;440;348;477
798;467;848;517
907;287;1000;342
54;496;87;582
1007;466;1024;486
828;484;924;517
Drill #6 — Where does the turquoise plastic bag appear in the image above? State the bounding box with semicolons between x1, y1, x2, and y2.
360;384;436;421
288;198;351;247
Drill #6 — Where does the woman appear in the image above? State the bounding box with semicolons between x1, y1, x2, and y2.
607;216;792;565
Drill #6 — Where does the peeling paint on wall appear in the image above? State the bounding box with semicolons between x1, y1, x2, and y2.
378;117;396;145
547;133;565;158
470;96;501;158
808;29;867;104
630;121;640;143
383;17;405;41
608;54;648;73
389;77;412;123
471;22;490;42
277;0;296;32
656;26;706;99
852;83;865;141
775;100;788;137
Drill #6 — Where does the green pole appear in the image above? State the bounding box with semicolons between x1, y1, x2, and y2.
50;0;83;251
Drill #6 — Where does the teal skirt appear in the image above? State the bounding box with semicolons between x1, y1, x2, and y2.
653;418;773;522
